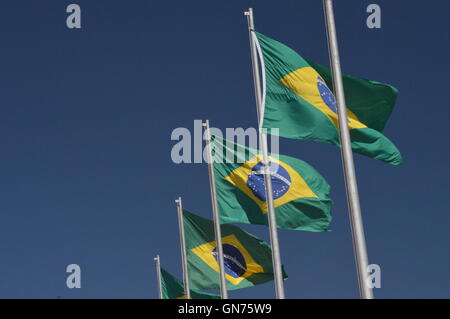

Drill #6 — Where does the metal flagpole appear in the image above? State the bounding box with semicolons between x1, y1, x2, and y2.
175;197;191;299
203;120;228;299
153;254;163;299
244;7;285;299
323;0;373;299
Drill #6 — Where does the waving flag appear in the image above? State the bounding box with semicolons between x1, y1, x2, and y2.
253;31;403;165
183;210;287;291
160;267;219;299
212;136;332;232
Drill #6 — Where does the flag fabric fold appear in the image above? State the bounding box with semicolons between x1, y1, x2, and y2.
160;267;220;299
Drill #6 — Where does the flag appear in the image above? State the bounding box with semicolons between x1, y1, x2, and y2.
212;136;332;232
183;210;287;290
253;31;403;165
160;267;220;299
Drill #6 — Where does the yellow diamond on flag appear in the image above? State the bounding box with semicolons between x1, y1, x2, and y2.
191;234;264;286
224;154;318;213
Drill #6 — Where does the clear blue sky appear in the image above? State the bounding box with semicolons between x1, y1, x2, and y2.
0;0;448;298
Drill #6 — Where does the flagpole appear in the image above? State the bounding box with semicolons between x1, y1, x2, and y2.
153;254;163;299
244;7;285;299
175;197;191;299
323;0;373;299
203;120;229;299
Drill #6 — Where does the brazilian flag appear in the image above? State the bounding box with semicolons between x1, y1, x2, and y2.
183;210;287;291
254;31;403;165
212;136;332;232
160;267;219;299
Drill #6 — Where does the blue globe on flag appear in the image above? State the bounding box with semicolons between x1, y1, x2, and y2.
246;161;292;201
212;244;247;278
317;76;338;114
